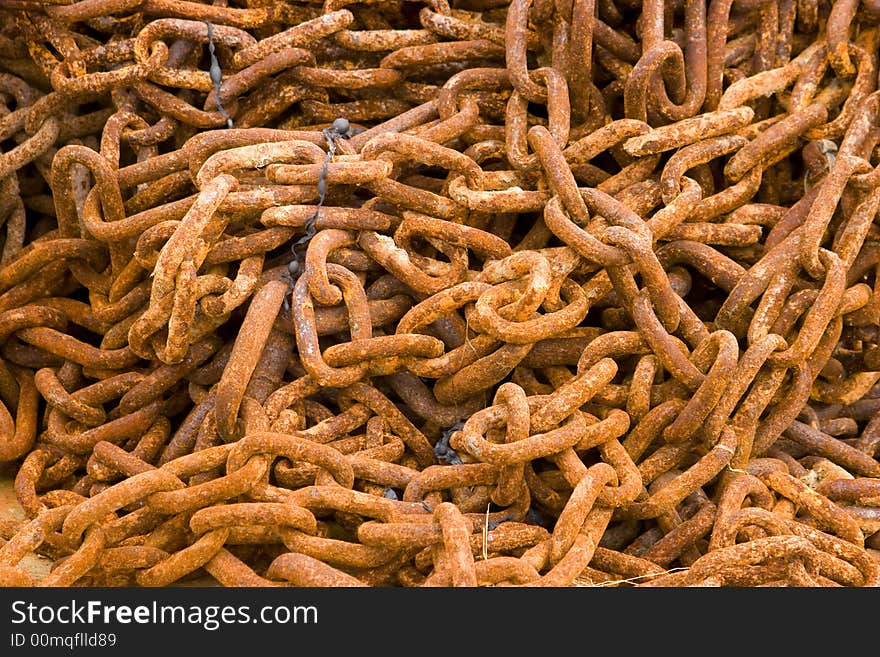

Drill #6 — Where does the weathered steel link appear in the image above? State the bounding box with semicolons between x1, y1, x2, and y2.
0;0;878;588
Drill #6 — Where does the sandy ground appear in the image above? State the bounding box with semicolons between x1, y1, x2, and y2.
0;463;54;579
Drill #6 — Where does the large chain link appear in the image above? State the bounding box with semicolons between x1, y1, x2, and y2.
0;0;879;587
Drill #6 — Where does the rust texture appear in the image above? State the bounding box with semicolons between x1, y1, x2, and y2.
0;0;879;588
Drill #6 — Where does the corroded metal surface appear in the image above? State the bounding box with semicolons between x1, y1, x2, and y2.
0;0;879;587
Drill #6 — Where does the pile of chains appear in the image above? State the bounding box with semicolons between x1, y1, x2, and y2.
0;0;879;588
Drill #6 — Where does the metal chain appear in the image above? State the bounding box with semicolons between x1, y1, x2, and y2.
0;0;878;588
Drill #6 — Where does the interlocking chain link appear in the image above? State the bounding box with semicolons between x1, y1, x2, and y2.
0;0;879;588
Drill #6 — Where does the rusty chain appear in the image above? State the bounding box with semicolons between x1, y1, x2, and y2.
0;0;879;588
